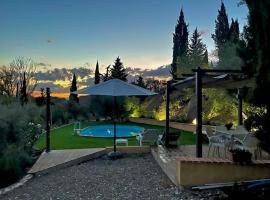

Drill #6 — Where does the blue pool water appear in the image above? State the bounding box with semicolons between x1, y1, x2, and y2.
80;124;144;138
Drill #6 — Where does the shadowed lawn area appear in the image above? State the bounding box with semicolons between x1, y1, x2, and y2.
35;121;195;150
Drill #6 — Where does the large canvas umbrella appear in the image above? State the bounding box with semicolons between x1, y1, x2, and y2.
73;79;157;158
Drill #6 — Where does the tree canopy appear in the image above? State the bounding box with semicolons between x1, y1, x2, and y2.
171;8;189;79
188;28;208;69
69;73;79;103
109;57;128;81
241;0;270;132
94;61;100;85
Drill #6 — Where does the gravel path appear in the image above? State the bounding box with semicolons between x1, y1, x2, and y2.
1;154;224;200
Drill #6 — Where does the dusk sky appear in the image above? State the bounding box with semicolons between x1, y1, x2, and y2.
0;0;248;70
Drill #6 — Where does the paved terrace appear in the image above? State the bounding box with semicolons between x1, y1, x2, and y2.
129;118;198;132
152;145;270;187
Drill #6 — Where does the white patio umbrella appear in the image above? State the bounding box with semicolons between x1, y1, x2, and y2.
73;79;157;158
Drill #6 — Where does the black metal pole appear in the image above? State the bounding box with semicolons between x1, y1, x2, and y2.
237;89;243;126
46;87;51;152
196;67;203;157
165;80;171;147
113;96;116;152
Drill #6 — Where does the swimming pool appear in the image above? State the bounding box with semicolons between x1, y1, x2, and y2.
80;124;144;138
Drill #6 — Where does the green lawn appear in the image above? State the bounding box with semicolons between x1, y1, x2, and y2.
35;121;195;150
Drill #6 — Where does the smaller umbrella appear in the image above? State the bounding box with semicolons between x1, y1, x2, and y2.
73;79;157;158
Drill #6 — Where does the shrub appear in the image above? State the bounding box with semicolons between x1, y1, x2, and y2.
0;145;34;188
125;97;146;118
203;89;238;125
0;103;42;152
0;101;42;188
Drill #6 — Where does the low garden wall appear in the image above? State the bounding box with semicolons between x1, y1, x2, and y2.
176;157;270;187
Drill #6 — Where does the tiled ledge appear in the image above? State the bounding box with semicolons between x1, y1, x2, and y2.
177;157;231;163
176;156;270;187
176;156;270;165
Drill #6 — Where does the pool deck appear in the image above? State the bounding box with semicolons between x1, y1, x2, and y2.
28;148;106;174
129;118;197;132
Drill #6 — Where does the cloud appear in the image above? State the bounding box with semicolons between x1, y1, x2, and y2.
199;29;210;36
126;65;171;77
35;81;68;93
37;62;51;67
209;49;218;62
34;65;171;92
35;67;93;83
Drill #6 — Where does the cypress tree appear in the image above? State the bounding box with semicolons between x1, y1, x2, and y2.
102;65;111;82
212;2;230;46
222;18;242;70
240;0;270;133
237;15;255;76
69;73;79;103
110;57;128;81
20;72;28;106
94;61;100;84
229;19;240;43
188;28;207;69
171;8;189;78
212;1;230;68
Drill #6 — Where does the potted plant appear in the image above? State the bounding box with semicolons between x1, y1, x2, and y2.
229;149;252;164
225;122;233;130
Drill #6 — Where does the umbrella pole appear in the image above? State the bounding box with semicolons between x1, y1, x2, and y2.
113;96;116;152
114;121;116;152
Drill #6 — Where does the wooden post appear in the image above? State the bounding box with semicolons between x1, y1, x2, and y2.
165;80;171;147
237;89;243;126
46;87;51;152
195;67;203;157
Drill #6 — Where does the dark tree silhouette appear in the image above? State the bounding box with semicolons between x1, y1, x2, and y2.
10;57;37;95
94;61;100;84
203;49;209;68
212;2;230;68
110;57;128;81
69;73;79;103
239;0;270;133
229;19;240;43
16;83;19;98
212;2;230;47
102;65;111;82
171;8;189;79
188;28;207;69
0;65;17;97
135;76;146;88
20;72;28;105
35;88;46;106
237;16;255;77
